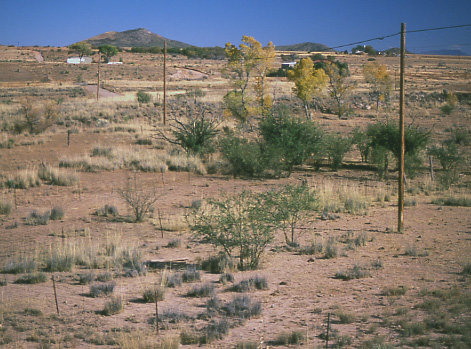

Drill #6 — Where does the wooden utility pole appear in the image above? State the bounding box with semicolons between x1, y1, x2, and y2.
163;41;167;125
97;52;101;101
398;23;406;233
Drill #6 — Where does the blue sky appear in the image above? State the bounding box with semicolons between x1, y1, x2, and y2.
1;0;470;53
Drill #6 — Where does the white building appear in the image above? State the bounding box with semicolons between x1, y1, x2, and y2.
67;56;92;64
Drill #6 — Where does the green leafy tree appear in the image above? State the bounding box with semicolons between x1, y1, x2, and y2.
69;42;93;59
188;190;276;270
98;44;118;63
324;133;352;171
287;57;328;119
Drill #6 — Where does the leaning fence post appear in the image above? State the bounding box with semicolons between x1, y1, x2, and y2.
326;312;330;349
52;275;60;315
155;291;159;335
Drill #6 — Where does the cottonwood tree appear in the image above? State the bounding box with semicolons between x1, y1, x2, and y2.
224;36;275;121
287;57;328;119
324;61;354;118
69;42;93;60
362;61;393;113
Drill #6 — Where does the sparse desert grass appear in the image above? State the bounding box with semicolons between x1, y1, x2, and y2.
78;272;95;285
2;254;38;274
0;199;12;215
274;330;305;345
181;268;201;283
432;194;471;207
166;238;181;248
335;309;357;324
223;295;262;319
335;264;372;281
24;210;50;225
315;182;371;215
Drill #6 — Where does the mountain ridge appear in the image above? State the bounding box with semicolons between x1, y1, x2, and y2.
79;28;193;49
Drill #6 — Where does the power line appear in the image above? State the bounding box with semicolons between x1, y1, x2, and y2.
319;23;471;53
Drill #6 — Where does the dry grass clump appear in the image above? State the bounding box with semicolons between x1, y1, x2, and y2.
5;168;40;189
38;164;79;186
0;199;12;215
315;182;371;215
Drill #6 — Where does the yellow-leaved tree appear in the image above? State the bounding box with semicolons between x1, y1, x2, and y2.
287;57;328;119
362;61;393;113
224;36;275;122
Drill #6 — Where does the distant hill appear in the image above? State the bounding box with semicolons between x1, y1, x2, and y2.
420;49;469;56
276;42;334;52
79;28;192;49
383;47;414;55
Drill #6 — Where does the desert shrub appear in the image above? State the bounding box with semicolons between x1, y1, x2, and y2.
14;272;47;284
181;268;201;283
102;296;124;316
97;271;113;282
428;142;465;172
299;240;324;255
335;309;356;323
180;328;201;345
200;253;238;274
462;263;471;275
231;276;268;292
118;180;158;222
235;342;259;349
382;285;408;296
25;210;50;225
165;273;183;288
259;111;324;173
367;122;430;179
143;286;166;302
49;206;65;220
219;272;234;284
223;295;262;319
78;272;95;285
136;90;151;104
324;133;352;171
23;307;43;316
219;133;266;178
201;319;230;344
324;237;338;259
264;183;316;246
166;238;181;248
186;283;215;298
0;199;12;215
95;204;119;217
352;127;371;162
336;335;353;348
189;190;276;270
157;101;219;156
90;282;116;297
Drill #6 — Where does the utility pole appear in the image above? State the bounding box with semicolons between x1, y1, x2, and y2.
398;23;406;233
163;41;167;125
97;52;101;101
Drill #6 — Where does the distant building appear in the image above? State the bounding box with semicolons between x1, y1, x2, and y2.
281;62;297;69
67;56;92;64
107;61;122;65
